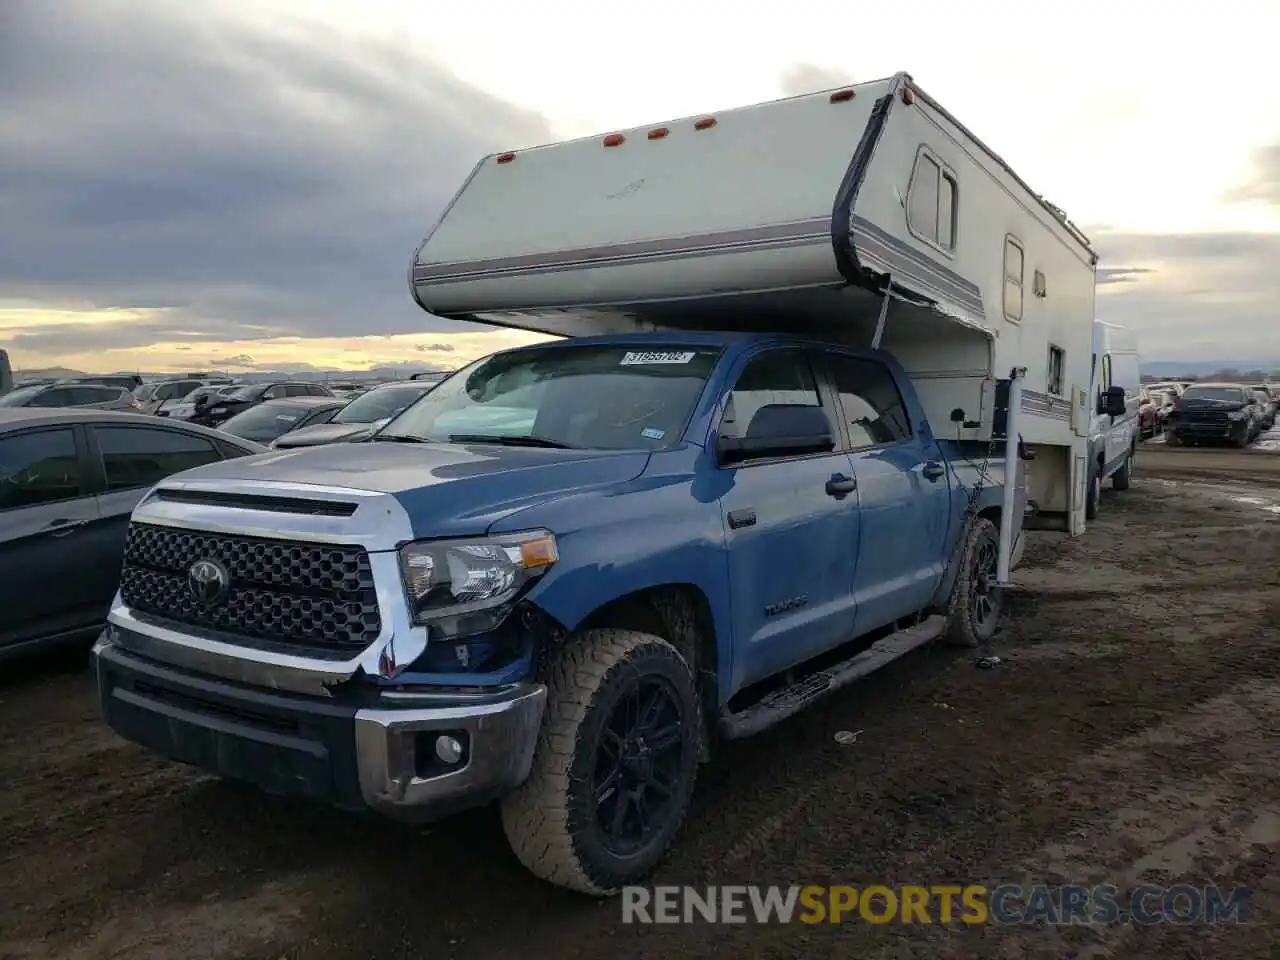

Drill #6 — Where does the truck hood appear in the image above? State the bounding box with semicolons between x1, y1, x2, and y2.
165;440;651;538
270;420;382;448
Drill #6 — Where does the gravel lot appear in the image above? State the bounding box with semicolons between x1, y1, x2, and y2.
1;446;1277;960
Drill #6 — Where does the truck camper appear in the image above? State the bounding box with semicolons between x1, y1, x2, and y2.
95;72;1101;897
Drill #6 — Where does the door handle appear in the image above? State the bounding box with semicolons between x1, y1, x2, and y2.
922;461;946;481
44;518;87;538
825;474;858;498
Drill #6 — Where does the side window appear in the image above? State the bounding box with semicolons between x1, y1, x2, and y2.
308;384;329;396
1047;346;1065;396
907;154;940;241
95;426;224;491
720;350;826;443
263;384;288;399
826;354;913;447
0;428;84;510
28;388;71;408
907;150;957;251
285;384;310;397
1003;236;1024;322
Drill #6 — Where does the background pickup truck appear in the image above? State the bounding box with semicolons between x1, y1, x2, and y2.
93;331;1025;896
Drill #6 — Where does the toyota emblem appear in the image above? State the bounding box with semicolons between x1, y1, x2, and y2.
187;558;231;605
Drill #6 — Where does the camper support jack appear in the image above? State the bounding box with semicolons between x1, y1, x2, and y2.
996;366;1026;586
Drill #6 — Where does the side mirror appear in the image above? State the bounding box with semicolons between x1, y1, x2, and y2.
1098;386;1125;418
716;404;835;465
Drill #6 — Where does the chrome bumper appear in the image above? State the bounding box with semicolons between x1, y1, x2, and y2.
93;634;546;823
353;686;546;820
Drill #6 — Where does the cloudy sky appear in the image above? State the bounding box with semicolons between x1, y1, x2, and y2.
2;0;1277;373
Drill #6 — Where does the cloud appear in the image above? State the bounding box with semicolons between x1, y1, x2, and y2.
1092;229;1280;360
779;63;855;97
1223;142;1280;207
221;354;257;367
414;343;455;353
0;1;557;356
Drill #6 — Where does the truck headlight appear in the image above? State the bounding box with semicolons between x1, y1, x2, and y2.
398;530;558;635
1227;410;1247;421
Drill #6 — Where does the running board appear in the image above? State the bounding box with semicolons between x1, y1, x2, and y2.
718;615;947;740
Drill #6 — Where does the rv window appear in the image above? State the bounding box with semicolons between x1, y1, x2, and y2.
720;350;826;442
1003;237;1024;322
1047;346;1065;396
825;353;913;447
908;154;940;241
938;173;957;249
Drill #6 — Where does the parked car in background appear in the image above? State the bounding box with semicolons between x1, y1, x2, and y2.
1143;381;1186;398
133;378;208;415
64;374;144;392
217;396;348;445
1137;388;1158;439
157;384;240;421
1250;387;1276;429
269;380;437;449
1148;388;1176;435
0;409;264;662
0;382;141;412
1167;383;1262;448
187;380;336;428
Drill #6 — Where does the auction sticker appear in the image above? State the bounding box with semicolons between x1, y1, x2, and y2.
620;351;696;365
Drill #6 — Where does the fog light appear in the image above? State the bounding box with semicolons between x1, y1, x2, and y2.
435;735;464;765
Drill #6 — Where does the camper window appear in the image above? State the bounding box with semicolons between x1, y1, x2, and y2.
1003;236;1024;322
906;149;958;252
824;353;913;448
1047;345;1065;396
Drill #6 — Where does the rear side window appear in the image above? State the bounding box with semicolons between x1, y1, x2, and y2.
27;387;73;408
0;428;84;510
720;349;826;441
825;353;913;447
95;426;224;491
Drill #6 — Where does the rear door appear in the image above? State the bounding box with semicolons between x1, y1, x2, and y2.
821;350;951;633
715;346;862;691
85;423;236;611
0;424;102;651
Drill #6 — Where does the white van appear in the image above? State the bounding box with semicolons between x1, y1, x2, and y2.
1087;319;1141;517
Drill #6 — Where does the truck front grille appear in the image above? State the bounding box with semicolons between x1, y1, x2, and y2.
118;522;382;659
1182;409;1228;424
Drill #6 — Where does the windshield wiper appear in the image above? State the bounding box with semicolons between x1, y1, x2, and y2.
448;433;574;449
370;433;428;443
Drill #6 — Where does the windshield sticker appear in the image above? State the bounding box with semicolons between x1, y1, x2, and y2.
620;351;696;365
275;414;299;422
641;427;666;440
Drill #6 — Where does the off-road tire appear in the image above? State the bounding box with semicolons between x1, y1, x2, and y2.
1085;468;1101;520
500;629;700;896
943;517;1003;648
1112;451;1132;490
1233;429;1251;449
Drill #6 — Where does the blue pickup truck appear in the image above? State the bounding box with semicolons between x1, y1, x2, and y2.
94;330;1024;894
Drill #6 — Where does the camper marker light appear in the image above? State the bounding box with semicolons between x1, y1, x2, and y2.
693;116;717;130
603;133;625;147
647;126;670;140
829;89;855;103
495;152;515;164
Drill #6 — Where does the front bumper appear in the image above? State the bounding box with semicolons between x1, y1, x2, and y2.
92;635;546;823
1171;420;1247;441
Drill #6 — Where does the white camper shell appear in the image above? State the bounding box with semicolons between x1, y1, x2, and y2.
411;72;1097;534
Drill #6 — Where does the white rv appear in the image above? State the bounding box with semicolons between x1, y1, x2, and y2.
1087;319;1141;518
413;71;1098;535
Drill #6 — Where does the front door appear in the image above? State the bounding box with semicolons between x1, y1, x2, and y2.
822;351;952;632
0;425;101;651
715;347;861;693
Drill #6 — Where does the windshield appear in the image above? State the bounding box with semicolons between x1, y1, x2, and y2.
381;344;721;450
225;384;265;402
1182;386;1249;402
133;384;159;400
0;385;45;407
333;385;430;424
219;402;309;441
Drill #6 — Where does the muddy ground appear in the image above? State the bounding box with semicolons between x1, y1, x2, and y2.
1;447;1277;960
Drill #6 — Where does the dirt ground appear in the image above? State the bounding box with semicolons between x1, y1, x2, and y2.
1;446;1277;960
